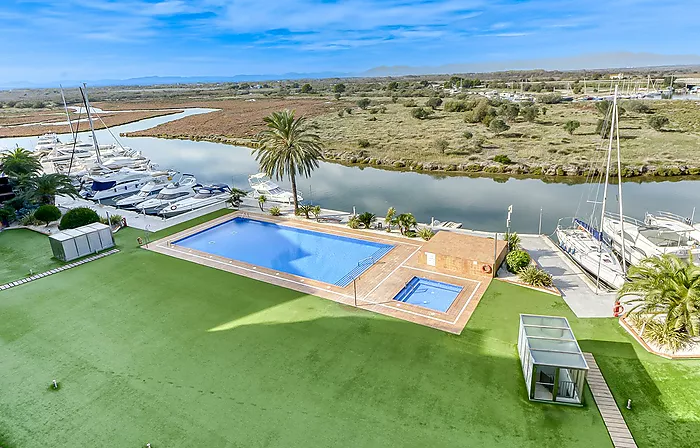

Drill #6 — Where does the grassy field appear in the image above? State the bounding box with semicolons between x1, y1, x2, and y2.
0;214;698;447
0;229;63;284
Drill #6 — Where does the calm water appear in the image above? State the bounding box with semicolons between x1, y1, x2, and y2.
2;109;699;234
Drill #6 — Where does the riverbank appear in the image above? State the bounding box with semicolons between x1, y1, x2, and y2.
115;96;700;179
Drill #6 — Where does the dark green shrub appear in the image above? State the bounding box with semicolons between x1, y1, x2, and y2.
411;107;433;120
357;212;376;228
648;115;669;131
358;139;370;148
506;250;531;273
58;207;99;230
34;204;61;226
493;154;513;165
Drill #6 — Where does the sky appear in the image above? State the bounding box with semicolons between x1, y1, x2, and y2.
0;0;698;84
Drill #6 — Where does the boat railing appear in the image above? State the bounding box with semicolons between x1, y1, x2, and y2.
603;211;646;227
652;210;692;225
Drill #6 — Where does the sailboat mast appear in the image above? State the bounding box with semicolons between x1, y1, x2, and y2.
80;83;102;164
596;87;618;290
59;85;74;137
613;88;627;271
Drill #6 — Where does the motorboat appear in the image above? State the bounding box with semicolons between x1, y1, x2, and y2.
644;211;700;244
248;172;301;203
115;174;177;209
34;133;60;151
158;184;230;218
137;174;200;215
556;219;626;289
80;168;173;202
602;213;698;266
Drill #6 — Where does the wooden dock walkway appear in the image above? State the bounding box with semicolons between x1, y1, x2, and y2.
584;353;638;448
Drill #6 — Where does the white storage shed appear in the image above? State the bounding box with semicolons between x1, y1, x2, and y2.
49;223;114;262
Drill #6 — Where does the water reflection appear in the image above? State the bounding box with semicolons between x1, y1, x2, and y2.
2;108;699;234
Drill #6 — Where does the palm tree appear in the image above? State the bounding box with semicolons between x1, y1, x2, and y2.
253;110;324;214
28;174;78;205
618;254;700;350
258;194;267;211
397;213;417;235
1;147;41;179
385;207;396;232
227;188;248;208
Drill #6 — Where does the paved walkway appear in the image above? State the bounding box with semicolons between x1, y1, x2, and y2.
519;234;616;317
584;353;638;448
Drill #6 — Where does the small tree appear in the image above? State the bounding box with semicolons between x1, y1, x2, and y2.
357;98;371;109
506;250;531;273
258;195;267;211
434;139;449;154
648;115;670;131
311;205;321;220
298;204;314;219
564;120;581;135
385;207;396;232
332;83;346;93
357;212;376;229
425;97;442;110
227;188;247;208
411;107;433;120
489;118;510;134
397;213;417;235
300;83;313;93
504;232;521;251
520;105;539;122
59;207;99;230
34;204;61;226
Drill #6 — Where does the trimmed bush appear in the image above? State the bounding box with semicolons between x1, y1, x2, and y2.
518;265;553;287
34;204;61;226
506;250;531;273
58;207;99;230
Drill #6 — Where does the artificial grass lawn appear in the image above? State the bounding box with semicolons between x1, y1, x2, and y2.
0;228;63;284
0;215;698;447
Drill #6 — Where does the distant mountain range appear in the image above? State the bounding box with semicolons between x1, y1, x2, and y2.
3;52;700;89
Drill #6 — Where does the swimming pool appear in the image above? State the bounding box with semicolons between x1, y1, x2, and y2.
393;277;463;312
173;217;393;286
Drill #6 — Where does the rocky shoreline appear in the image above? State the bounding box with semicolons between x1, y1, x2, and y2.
124;132;700;179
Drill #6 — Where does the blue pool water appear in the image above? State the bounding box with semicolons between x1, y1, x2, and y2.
173;218;393;286
393;277;463;312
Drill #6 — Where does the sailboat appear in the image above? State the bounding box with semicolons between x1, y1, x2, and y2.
555;86;627;290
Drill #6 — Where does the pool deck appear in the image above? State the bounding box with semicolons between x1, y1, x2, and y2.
146;211;491;334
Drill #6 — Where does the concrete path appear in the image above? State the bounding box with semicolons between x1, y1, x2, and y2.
520;234;616;317
584;353;638;448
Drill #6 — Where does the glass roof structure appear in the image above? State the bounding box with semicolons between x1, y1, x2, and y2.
519;314;588;370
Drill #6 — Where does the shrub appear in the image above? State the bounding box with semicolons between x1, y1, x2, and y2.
489;118;510;134
648;115;669;131
297;204;314;218
518;265;553;287
269;206;282;216
520;105;539;122
356;98;371;109
504;232;521;250
417;227;435;241
411;107;433;120
425;97;442;109
58;207;100;230
20;212;41;226
344;107;353;114
443;100;469;112
300;83;312;93
403;99;417;107
639;318;692;353
347;215;361;229
493;154;513;165
564;120;581;135
537;93;562;104
357;212;376;228
462;130;473;139
625;100;651;114
33;204;61;226
506;250;531;273
357;139;370;148
434;139;449;153
311;205;321;220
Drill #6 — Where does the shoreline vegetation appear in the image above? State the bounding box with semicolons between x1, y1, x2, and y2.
2;68;700;179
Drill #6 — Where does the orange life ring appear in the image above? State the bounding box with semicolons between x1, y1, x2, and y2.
482;264;492;274
613;302;624;317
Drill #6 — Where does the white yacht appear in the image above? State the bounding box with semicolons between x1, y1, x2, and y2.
115;174;176;209
80;169;173;202
556;219;626;289
602;213;698;265
644;211;700;244
248;173;301;203
137;174;200;215
158;184;230;218
34;133;60;151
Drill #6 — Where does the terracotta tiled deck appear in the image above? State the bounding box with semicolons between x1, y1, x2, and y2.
146;211;493;334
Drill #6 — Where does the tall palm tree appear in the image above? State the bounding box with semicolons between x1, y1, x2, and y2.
397;213;417;235
1;147;41;179
618;255;700;344
28;174;78;205
253;110;324;213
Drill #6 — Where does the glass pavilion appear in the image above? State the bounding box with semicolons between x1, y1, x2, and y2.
517;314;589;405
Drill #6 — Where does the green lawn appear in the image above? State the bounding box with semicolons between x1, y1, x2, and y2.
0;214;698;447
0;228;63;284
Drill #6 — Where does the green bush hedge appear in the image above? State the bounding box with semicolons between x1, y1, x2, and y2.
34;204;61;226
59;207;100;230
506;250;531;273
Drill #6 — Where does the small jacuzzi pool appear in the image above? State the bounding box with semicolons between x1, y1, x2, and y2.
393;277;463;312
